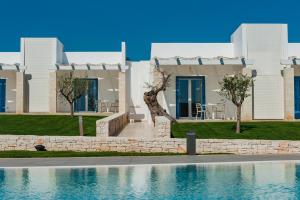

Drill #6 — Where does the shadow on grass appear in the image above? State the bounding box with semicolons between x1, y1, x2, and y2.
240;124;257;133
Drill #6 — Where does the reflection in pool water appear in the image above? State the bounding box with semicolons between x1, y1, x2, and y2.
0;162;299;199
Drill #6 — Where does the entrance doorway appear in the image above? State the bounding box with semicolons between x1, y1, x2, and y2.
0;79;5;112
176;76;205;118
74;79;98;112
295;76;300;119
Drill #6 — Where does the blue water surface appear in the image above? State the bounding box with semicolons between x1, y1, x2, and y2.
0;162;300;200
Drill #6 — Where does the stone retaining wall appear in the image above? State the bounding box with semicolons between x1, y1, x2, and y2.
197;139;300;155
154;116;171;138
0;135;186;153
1;135;300;154
96;112;129;137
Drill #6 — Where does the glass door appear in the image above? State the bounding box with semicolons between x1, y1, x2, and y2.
88;79;98;111
176;77;205;119
74;79;98;112
295;77;300;119
176;79;189;118
191;79;204;117
74;95;86;112
0;79;5;112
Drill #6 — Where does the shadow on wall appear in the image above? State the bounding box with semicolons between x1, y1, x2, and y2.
127;63;146;122
24;74;31;112
129;98;145;122
62;52;69;65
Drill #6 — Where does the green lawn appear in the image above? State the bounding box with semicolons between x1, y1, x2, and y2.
0;151;180;158
0;115;105;136
172;121;300;140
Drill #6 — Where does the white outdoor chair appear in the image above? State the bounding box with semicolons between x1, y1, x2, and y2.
99;101;107;112
195;103;206;120
110;102;119;113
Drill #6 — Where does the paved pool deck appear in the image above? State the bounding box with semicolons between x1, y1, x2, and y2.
2;154;300;167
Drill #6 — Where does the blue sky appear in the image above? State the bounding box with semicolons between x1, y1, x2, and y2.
1;0;300;60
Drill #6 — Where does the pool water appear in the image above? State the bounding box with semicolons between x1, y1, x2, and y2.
0;162;300;199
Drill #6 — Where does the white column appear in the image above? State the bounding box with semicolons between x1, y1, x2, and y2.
118;71;128;113
283;67;294;120
241;68;253;120
16;71;24;114
49;71;57;113
188;79;192;118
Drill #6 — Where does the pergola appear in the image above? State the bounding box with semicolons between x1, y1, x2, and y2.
281;57;300;65
151;56;254;67
54;63;129;72
0;63;25;71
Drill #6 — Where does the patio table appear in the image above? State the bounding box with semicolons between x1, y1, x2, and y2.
206;103;217;119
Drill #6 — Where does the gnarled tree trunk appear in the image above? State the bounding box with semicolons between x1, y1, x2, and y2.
144;69;176;125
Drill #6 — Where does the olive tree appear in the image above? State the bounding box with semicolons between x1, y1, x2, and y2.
218;73;253;133
144;68;177;125
57;72;89;117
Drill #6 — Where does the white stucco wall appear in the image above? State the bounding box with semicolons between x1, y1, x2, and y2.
231;24;247;58
288;43;300;57
0;52;20;64
61;42;125;65
21;38;60;112
63;52;123;64
56;40;64;64
243;24;287;119
151;43;234;58
129;61;152;122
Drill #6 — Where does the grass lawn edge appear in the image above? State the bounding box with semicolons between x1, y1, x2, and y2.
0;151;183;158
172;121;300;140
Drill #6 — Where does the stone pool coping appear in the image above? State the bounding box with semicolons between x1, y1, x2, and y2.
2;154;300;167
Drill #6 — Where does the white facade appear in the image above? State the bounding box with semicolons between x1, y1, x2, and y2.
139;24;297;121
230;24;287;119
0;23;300;122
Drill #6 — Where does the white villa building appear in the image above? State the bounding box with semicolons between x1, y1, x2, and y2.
1;24;300;122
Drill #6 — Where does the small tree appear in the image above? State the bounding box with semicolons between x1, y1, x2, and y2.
144;68;177;125
218;73;253;133
57;72;89;117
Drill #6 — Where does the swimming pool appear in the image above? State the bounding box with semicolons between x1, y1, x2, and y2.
0;162;299;199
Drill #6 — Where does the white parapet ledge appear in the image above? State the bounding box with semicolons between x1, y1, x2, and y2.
151;56;254;67
0;63;25;71
52;63;129;72
281;57;300;65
